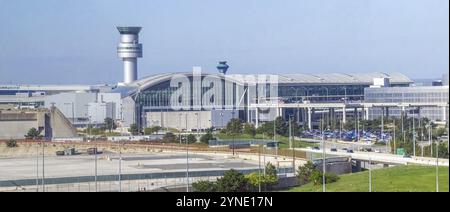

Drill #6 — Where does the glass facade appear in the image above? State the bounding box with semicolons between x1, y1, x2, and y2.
365;86;449;122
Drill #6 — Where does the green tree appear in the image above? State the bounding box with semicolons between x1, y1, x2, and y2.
6;139;18;148
310;172;340;185
246;162;278;191
25;128;42;140
103;118;117;132
186;134;197;144
264;162;278;187
243;123;256;137
226;118;243;134
200;132;216;144
163;132;177;143
256;121;275;137
128;124;140;136
297;161;316;185
144;126;162;135
216;169;250;192
192;180;217;192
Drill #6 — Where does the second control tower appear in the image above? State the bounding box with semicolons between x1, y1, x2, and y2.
117;27;143;84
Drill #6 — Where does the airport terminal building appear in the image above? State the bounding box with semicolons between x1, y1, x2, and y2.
113;71;413;130
1;26;448;135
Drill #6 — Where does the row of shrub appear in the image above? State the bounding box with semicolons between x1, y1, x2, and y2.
192;163;278;192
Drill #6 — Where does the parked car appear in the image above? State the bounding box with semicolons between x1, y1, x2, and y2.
312;147;320;150
56;151;65;156
346;149;354;153
331;148;338;152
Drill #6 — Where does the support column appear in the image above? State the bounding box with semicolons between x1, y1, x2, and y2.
342;106;347;124
308;107;313;130
365;107;369;121
255;108;260;128
443;106;447;122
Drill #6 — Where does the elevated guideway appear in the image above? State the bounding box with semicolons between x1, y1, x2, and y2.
298;148;449;167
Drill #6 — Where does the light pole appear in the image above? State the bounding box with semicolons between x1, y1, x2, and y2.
436;139;439;192
322;111;326;192
412;109;416;157
393;119;396;154
369;157;372;192
186;126;190;192
289;115;295;173
118;141;122;192
179;113;182;145
232;111;236;156
195;113;199;141
258;144;262;193
42;137;45;192
274;116;277;158
36;137;39;192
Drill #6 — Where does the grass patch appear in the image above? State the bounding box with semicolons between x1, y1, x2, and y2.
289;165;449;192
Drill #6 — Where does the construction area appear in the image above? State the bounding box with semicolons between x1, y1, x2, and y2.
0;141;303;192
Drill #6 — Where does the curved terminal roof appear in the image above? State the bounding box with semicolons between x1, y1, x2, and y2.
112;72;413;97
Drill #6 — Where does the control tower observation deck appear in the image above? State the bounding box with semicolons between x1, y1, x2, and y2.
117;27;143;84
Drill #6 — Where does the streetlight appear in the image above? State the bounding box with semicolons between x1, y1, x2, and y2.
195;112;200;141
436;138;439;192
369;157;372;192
35;137;39;192
322;110;326;192
412;109;416;157
186;124;190;193
118;141;122;192
232;111;236;156
289;115;296;173
258;144;262;193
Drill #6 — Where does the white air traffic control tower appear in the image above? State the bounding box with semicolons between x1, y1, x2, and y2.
117;27;143;84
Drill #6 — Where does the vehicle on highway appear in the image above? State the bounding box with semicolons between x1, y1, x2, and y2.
312;147;320;150
331;148;337;152
362;148;372;152
56;151;65;156
87;148;102;155
346;149;354;153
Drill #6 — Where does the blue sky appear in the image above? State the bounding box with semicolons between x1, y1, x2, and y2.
0;0;448;84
